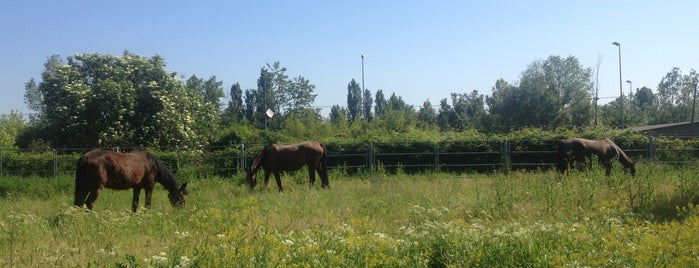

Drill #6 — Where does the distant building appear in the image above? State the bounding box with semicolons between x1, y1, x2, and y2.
634;122;699;138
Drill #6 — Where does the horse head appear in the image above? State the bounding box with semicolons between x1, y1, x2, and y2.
168;182;188;208
245;167;257;189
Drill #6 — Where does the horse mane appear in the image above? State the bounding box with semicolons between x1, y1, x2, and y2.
250;144;272;172
145;151;185;194
604;139;635;167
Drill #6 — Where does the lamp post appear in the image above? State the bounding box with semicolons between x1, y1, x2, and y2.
626;80;632;124
613;41;623;128
359;54;364;119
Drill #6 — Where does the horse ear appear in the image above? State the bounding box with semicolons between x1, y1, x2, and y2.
179;182;188;191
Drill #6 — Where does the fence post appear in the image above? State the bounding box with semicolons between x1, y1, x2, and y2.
239;143;246;173
648;136;656;161
53;148;58;178
175;146;181;171
501;140;510;174
366;141;374;171
434;142;440;172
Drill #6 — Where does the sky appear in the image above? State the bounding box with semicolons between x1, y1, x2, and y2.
1;1;698;118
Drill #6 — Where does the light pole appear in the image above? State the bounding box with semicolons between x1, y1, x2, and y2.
361;54;365;91
626;80;632;124
361;54;365;118
613;41;623;128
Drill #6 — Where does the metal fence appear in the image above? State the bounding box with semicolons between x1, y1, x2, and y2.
1;138;697;177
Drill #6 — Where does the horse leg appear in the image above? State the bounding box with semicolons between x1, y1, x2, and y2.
132;188;141;213
73;184;89;208
319;167;329;189
85;188;102;210
263;170;271;187
308;164;316;186
602;161;612;176
274;172;283;192
144;187;153;210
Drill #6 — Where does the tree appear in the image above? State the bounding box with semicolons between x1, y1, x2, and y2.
329;105;348;126
346;79;362;124
629;87;657;125
222;82;244;125
450;90;486;131
486;56;593;131
374;90;387;118
0;111;26;148
363;89;373;122
284;75;318;115
27;52;219;148
23;78;42;121
416;100;436;129
654;68;697;123
246;62;319;129
437;98;455;131
376;93;416;133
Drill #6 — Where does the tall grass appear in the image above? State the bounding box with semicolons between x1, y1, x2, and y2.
1;163;699;267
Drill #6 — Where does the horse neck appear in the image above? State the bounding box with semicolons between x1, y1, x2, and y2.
250;149;266;172
148;154;181;192
615;147;634;167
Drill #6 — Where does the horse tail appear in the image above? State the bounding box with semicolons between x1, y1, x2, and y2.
555;140;567;173
318;143;330;188
74;151;91;207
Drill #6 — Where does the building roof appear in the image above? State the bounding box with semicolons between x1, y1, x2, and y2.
633;122;699;138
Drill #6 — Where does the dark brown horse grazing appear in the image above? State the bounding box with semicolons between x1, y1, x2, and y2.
246;141;329;192
556;138;636;176
74;149;188;212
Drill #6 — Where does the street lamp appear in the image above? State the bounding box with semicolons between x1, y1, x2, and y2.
361;54;365;93
361;54;365;119
613;41;623;128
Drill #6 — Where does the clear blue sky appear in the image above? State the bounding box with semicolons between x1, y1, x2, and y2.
1;1;697;117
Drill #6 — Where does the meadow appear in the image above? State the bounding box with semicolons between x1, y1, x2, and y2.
1;163;699;267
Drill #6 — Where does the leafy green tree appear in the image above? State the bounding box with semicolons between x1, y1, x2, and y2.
23;78;42;121
186;75;225;111
374;90;387;118
222;82;245;125
0;111;26;148
246;62;319;130
437;98;455;131
653;68;697;124
244;89;256;123
363;89;373;122
28;52;218;148
487;56;593;132
329;105;347;126
375;93;416;133
284;75;318;116
451;91;486;131
628;86;655;126
346;79;362;124
416;100;436;129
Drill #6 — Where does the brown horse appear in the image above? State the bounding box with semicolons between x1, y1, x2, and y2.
74;149;188;212
556;138;636;176
246;141;329;192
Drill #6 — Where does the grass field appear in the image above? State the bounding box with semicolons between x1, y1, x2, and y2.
1;163;699;267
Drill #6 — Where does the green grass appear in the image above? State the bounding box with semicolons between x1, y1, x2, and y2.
1;163;699;267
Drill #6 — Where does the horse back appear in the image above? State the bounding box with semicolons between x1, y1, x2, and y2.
269;141;325;171
76;149;153;189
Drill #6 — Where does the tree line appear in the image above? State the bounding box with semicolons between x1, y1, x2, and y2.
0;51;696;149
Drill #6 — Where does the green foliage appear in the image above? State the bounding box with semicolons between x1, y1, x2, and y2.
487;56;593;131
0;112;26;148
28;52;219;148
